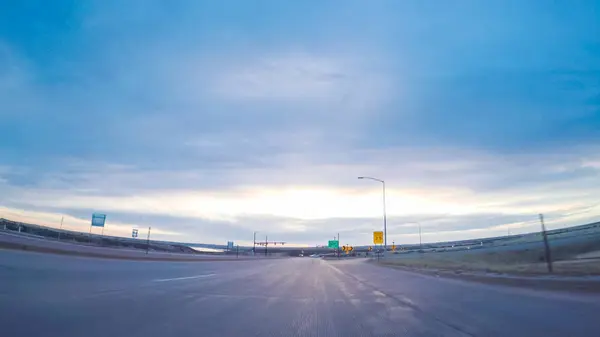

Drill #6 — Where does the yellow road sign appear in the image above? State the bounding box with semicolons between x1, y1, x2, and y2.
391;244;396;251
373;231;383;244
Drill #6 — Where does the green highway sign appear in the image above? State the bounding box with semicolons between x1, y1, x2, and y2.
328;240;339;249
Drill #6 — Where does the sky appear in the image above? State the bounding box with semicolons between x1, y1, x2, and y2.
1;0;599;246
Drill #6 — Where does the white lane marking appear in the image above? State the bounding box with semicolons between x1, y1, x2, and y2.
152;273;216;282
372;290;387;297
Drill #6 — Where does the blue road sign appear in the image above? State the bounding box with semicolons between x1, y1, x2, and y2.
91;213;106;227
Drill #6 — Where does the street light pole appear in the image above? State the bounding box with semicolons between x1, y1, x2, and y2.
382;180;387;250
419;223;422;249
253;231;257;256
358;176;387;250
404;222;422;249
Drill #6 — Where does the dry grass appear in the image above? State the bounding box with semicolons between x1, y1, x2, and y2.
382;256;600;275
381;237;600;276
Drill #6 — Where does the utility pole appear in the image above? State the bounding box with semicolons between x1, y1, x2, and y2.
146;226;152;255
337;233;340;259
265;235;268;256
253;231;257;256
539;214;553;273
58;216;64;241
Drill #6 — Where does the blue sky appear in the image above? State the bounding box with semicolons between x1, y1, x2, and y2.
1;0;599;245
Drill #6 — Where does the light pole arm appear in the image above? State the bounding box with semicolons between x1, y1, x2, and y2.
358;176;384;184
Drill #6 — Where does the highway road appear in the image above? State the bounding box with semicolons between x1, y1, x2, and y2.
1;250;599;336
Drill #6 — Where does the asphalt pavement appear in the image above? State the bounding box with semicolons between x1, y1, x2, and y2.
1;249;599;336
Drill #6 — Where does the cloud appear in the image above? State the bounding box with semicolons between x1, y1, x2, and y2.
213;53;346;100
2;143;600;245
0;43;39;119
210;50;391;105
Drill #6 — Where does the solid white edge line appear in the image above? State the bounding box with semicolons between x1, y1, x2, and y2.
152;273;216;282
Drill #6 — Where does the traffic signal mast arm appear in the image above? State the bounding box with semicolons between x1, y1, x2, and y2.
254;241;286;246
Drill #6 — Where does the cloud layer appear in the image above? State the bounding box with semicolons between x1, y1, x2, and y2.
1;0;599;245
